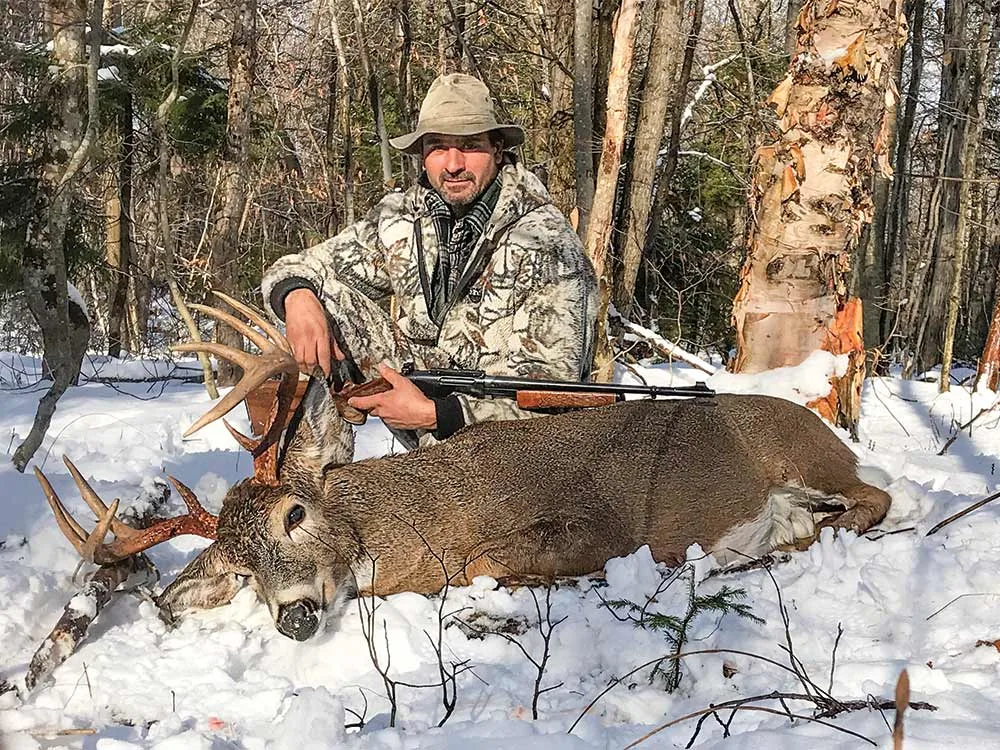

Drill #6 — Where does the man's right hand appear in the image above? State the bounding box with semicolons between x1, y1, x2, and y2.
283;288;345;376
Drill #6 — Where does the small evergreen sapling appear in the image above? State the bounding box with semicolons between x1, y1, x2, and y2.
602;564;764;692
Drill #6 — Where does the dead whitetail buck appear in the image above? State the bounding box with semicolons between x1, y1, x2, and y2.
37;293;891;642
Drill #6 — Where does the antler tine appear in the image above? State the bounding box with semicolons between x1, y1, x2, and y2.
224;419;259;452
62;456;137;540
211;290;291;353
34;467;88;557
188;303;274;353
165;477;219;537
171;341;261;372
172;340;300;437
79;498;121;564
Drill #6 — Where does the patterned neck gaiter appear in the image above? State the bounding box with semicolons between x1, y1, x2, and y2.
423;175;502;324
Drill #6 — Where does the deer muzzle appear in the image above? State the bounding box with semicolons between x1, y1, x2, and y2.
276;598;320;641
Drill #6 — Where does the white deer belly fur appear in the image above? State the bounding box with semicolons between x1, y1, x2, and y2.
710;484;847;566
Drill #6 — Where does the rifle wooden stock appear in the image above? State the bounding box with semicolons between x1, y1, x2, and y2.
515;391;619;409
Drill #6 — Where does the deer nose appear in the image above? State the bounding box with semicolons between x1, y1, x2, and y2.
276;599;320;641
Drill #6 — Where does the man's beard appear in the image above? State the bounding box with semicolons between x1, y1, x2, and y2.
433;171;480;206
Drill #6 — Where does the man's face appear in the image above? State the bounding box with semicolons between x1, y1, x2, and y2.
422;133;502;207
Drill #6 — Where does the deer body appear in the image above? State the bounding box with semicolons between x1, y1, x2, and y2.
158;383;889;640
302;393;888;595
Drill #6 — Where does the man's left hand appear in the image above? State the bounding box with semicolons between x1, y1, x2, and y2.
348;364;438;431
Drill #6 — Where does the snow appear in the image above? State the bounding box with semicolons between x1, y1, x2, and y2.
2;352;1000;748
66;592;97;619
66;282;89;319
97;66;122;83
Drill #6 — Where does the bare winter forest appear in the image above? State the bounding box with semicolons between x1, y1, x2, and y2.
0;0;998;464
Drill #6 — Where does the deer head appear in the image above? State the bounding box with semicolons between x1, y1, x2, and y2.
37;293;377;640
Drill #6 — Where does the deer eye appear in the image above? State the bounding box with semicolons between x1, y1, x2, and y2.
285;505;306;533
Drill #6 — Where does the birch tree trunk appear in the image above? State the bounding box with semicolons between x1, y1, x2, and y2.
584;0;640;382
13;0;97;472
613;0;683;317
730;0;906;430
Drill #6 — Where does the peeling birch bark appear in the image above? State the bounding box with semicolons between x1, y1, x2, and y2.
730;0;907;429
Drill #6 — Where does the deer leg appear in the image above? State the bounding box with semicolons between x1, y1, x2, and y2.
463;518;636;583
819;482;892;535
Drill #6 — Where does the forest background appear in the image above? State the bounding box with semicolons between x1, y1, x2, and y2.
1;0;998;467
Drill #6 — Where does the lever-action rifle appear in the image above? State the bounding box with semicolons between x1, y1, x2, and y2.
245;364;715;434
397;363;715;409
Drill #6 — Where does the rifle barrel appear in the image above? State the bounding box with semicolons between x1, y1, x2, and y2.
402;365;714;400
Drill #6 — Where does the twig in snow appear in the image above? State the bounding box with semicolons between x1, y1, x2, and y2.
28;727;97;737
629;702;878;748
938;398;1000;455
460;582;566;720
925;592;1000;621
925;489;1000;536
354;550;400;727
609;308;717;375
396;517;475;727
344;688;368;731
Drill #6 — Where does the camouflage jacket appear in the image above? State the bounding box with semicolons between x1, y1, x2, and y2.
261;160;597;433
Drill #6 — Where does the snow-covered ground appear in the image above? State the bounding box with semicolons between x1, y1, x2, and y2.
2;352;1000;749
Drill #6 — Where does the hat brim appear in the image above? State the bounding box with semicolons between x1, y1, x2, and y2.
390;124;525;155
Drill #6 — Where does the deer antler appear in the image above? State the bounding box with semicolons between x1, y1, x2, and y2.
173;291;306;485
34;456;217;565
173;291;301;438
176;291;385;482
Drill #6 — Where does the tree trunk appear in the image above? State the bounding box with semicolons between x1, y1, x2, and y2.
613;0;684;317
209;0;257;386
543;0;577;215
157;0;217;398
327;0;354;228
881;0;923;359
572;0;594;236
785;0;804;57
106;89;133;357
351;0;394;187
730;0;905;431
396;0;416;186
644;0;704;261
939;12;1000;390
584;0;640;382
13;0;98;472
911;0;970;376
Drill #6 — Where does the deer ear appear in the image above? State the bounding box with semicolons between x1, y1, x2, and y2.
156;543;244;621
278;376;354;482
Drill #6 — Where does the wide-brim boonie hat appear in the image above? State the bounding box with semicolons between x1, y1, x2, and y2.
390;73;525;155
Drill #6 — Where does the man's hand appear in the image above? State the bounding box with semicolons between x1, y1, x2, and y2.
348;364;438;431
283;288;345;376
